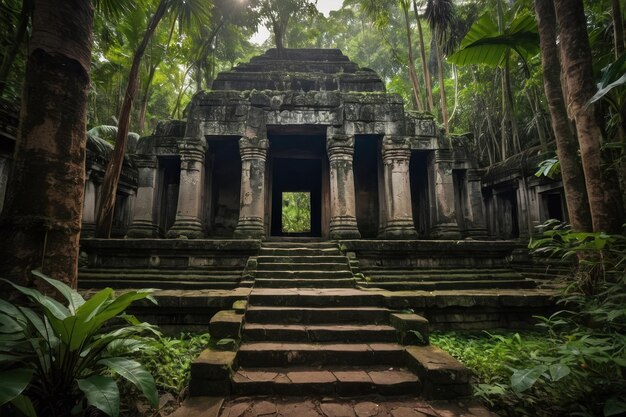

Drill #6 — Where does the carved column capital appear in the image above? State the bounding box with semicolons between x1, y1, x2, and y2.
178;138;207;163
239;136;269;161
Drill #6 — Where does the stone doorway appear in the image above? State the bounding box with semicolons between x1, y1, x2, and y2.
268;132;328;238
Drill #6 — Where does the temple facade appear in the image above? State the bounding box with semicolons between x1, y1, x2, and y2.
0;49;568;242
124;49;489;241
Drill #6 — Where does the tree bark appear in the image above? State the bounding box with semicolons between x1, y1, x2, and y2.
137;63;156;134
0;0;31;96
0;0;93;289
554;0;624;233
535;0;592;232
96;0;168;238
413;0;434;112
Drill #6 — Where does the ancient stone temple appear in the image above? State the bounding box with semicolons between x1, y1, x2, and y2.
125;49;481;241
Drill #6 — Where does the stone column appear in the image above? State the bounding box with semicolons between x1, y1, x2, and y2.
464;169;488;238
381;138;417;238
234;136;269;239
327;133;361;239
430;149;461;239
167;139;206;239
126;156;159;237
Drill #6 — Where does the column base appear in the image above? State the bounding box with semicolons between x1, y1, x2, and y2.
234;217;265;239
430;222;462;239
166;217;205;239
330;216;361;240
126;220;160;238
464;227;489;240
383;219;417;239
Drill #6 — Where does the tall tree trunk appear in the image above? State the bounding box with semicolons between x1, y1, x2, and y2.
137;63;157;134
96;0;168;238
0;0;31;96
535;0;592;232
554;0;624;233
402;2;424;112
504;57;520;154
612;0;625;58
413;0;434;112
435;42;449;132
0;0;93;289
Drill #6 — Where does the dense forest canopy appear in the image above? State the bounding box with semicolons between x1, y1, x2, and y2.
0;0;622;161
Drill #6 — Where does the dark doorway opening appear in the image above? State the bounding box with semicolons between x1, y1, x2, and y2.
497;190;519;239
271;158;322;237
541;192;566;222
157;156;180;235
354;135;380;238
410;151;430;237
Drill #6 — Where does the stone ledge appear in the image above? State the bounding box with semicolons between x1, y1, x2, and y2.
210;310;243;340
390;313;429;345
190;349;236;396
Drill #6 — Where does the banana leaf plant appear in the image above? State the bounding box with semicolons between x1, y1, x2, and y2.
0;271;160;417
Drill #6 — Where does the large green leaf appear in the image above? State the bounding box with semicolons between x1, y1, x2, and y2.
448;11;539;67
77;375;120;417
32;270;85;313
98;357;158;407
10;395;37;417
1;279;69;321
510;365;547;392
588;53;626;105
0;368;34;406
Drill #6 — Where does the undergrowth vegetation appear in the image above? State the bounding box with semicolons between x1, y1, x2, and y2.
432;223;626;417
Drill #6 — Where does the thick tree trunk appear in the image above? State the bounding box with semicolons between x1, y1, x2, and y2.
402;3;424;112
0;0;93;289
535;0;592;232
554;0;624;233
96;0;168;238
413;0;434;112
0;0;31;95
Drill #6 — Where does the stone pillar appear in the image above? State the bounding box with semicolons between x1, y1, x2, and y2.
464;169;488;238
381;138;417;238
167;139;206;239
126;156;159;237
234;136;269;239
327;133;361;239
430;149;461;239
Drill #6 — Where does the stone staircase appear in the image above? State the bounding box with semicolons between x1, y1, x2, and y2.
191;241;471;400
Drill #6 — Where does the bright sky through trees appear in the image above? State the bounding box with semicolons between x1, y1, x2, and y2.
250;0;343;44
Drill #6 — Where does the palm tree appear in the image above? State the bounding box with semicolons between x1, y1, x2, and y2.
95;0;210;238
554;0;624;233
425;0;454;132
0;0;95;289
534;0;592;232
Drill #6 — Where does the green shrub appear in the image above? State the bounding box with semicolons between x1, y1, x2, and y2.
0;271;160;417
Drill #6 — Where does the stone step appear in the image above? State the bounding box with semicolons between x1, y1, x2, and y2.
79;272;241;282
236;342;405;367
363;268;519;276
242;323;398;343
365;272;525;282
80;266;244;273
245;306;389;324
255;262;350;271
232;366;419;396
78;278;239;290
256;270;353;279
261;241;339;249
248;288;385;307
365;279;537;291
257;255;349;264
254;278;356;288
259;248;342;257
